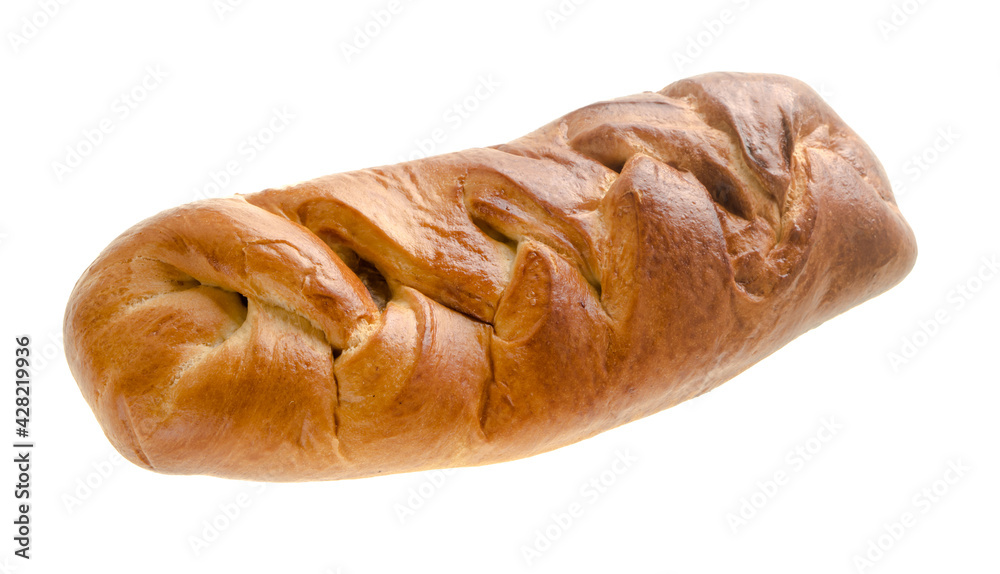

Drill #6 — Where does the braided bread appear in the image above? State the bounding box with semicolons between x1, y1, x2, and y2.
64;73;917;481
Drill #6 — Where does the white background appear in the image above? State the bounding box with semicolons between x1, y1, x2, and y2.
1;0;997;572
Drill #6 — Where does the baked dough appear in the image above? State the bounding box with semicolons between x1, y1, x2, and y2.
64;73;917;481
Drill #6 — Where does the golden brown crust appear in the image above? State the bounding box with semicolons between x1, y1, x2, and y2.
64;73;917;481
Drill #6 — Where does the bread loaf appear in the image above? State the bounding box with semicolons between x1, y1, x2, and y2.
64;73;917;481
